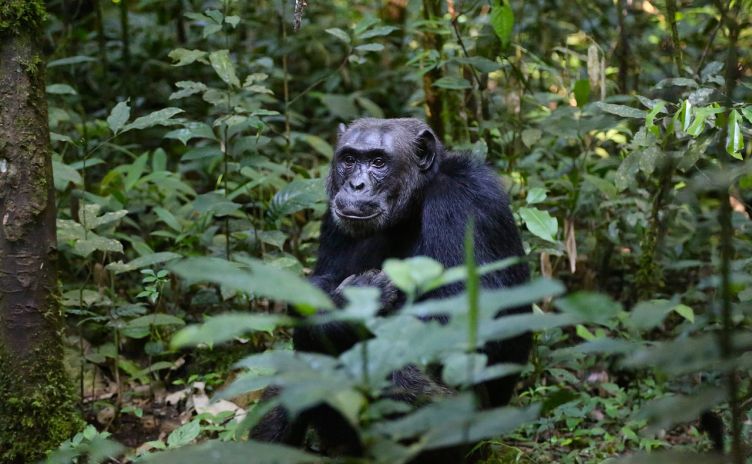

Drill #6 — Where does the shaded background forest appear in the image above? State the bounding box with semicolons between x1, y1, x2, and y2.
18;0;752;462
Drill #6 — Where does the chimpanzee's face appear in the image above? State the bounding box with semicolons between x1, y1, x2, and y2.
327;119;438;237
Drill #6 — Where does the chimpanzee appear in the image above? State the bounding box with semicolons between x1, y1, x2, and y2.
252;118;530;461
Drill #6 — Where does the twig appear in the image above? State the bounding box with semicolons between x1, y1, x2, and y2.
664;0;684;76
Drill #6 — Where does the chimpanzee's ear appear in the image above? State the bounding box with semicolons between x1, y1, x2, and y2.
415;129;438;171
337;123;347;139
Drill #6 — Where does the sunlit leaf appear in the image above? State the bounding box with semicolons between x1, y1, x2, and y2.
726;109;744;159
490;0;514;49
209;50;241;88
518;207;558;242
171;313;293;348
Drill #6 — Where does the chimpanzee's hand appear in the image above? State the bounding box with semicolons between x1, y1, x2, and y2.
334;269;399;314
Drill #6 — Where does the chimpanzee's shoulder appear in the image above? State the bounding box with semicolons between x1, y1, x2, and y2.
435;152;509;205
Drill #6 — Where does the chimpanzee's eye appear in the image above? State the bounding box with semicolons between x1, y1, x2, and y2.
372;158;385;168
343;155;356;166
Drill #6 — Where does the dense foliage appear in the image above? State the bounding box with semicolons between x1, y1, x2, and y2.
24;0;752;462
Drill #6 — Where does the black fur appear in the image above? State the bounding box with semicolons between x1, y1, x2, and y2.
252;118;531;461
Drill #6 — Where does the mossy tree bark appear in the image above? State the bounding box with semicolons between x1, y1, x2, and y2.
0;2;82;462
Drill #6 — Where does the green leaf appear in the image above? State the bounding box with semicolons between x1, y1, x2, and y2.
636;388;726;434
612;452;726;464
518;207;557;242
144;440;321;464
355;43;385;52
521;128;542;148
357;25;397;39
73;233;124;257
432;76;472;90
573;79;590;107
122;108;183;132
300;134;333;159
47;55;96;67
383;257;444;296
673;304;694;323
453;56;501;73
167;421;200;448
675;99;693;132
164;122;216;145
655;77;698;89
583;174;616;199
106;252;182;274
490;1;514;49
224;15;240;27
169;81;208;100
107;100;131;134
168;48;207;66
320;94;358;120
127;314;185;329
325;28;351;44
525;187;547;204
594;102;646;119
124;153;148;191
154;207;182;232
209;50;241;88
268;179;327;219
171;313;292;348
554;292;622;325
741;106;752;125
169;257;333;313
52;160;83;190
628;299;675;331
645;100;667;137
726;109;744;159
46;83;77;95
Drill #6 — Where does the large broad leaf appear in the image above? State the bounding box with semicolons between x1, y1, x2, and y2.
618;333;752;374
373;394;539;450
169;257;333;313
554;292;623;325
490;0;514;49
171;313;293;348
383;256;444;296
73;232;124;257
405;278;565;320
635;388;726;434
209;50;241;88
518;207;558;242
122;108;184;132
144;440;320;464
626;299;684;331
268;179;327;219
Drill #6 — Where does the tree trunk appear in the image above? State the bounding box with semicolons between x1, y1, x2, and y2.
0;3;81;462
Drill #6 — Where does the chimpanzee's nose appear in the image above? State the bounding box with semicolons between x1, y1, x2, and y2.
349;180;365;191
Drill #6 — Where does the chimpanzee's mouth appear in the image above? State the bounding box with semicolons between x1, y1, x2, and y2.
334;209;382;221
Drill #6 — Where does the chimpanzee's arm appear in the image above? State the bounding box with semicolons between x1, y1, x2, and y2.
294;211;389;355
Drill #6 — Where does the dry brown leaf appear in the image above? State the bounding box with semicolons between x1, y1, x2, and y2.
540;252;552;278
565;219;577;273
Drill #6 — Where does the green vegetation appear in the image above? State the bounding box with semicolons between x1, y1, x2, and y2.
6;0;752;462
